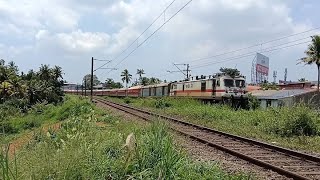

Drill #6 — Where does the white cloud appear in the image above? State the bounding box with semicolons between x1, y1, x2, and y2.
35;30;111;55
0;0;318;83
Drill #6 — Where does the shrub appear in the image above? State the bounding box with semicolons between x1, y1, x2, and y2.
154;98;171;109
0;122;18;134
284;112;318;137
247;93;260;110
123;97;131;104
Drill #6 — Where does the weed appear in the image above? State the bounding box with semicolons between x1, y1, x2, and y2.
154;98;171;109
124;97;131;104
284;112;318;137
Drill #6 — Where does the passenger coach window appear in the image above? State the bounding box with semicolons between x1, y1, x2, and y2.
201;82;206;91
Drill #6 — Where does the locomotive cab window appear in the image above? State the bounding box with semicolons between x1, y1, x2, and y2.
224;79;234;87
217;80;220;87
201;81;206;91
235;80;245;87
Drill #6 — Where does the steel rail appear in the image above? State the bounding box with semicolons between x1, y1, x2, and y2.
94;97;320;180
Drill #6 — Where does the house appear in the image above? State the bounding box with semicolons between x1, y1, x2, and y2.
250;89;318;109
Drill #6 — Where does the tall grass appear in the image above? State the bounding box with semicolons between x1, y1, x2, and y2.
106;97;320;153
5;98;250;179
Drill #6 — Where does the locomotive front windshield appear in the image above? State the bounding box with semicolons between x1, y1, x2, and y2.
235;80;245;88
224;79;234;87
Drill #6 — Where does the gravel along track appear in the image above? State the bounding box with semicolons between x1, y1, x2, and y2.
93;97;320;180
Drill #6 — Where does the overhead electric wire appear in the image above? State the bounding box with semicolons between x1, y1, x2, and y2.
192;40;311;69
191;36;312;67
94;0;177;72
181;26;320;63
105;0;194;76
112;0;177;62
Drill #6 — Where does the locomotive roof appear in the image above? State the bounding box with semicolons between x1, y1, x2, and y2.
172;76;245;84
129;85;143;89
141;82;170;88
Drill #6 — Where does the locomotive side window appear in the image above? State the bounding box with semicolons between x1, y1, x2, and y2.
201;81;206;91
217;80;220;87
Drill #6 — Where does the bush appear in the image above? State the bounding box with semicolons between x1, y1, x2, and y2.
248;94;260;110
284;113;318;137
154;98;171;109
0;122;18;134
123;97;131;104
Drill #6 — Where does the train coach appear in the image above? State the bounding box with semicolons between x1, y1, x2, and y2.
141;83;170;97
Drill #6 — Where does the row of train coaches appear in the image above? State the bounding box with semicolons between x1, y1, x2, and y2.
66;74;248;101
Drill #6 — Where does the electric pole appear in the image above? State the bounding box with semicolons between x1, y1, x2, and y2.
90;57;94;102
84;79;87;96
90;57;116;101
169;63;191;80
273;71;277;84
284;68;288;82
186;64;190;79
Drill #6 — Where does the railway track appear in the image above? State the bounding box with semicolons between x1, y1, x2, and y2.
94;97;320;180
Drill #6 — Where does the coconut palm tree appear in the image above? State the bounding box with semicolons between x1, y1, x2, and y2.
299;35;320;91
121;69;132;88
52;66;63;80
136;69;145;84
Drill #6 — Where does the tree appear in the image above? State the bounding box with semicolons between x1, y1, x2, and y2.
149;77;161;85
104;78;123;89
0;61;64;105
141;77;149;86
83;74;100;89
136;69;145;84
121;69;132;88
299;35;320;91
219;67;240;78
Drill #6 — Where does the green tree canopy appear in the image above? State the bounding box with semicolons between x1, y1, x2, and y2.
104;78;123;89
83;74;100;89
0;60;64;107
121;69;132;88
299;35;320;91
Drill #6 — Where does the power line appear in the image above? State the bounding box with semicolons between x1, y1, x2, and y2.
105;0;194;76
110;0;177;63
192;41;310;69
181;26;320;63
94;1;177;72
191;36;313;67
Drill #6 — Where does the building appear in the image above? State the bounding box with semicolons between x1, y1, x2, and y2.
278;81;312;90
63;83;79;90
250;89;319;109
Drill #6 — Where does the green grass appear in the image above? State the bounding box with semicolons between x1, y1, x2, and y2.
0;95;93;137
1;96;252;179
105;96;320;153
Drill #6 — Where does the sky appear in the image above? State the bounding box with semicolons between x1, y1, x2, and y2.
0;0;319;84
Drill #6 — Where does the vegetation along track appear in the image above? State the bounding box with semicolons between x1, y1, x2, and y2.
93;97;320;180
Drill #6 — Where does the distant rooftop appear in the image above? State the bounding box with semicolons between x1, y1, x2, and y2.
251;89;315;100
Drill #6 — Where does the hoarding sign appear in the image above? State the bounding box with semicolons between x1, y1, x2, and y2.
256;53;269;75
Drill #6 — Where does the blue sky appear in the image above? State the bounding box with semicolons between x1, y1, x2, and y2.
0;0;319;84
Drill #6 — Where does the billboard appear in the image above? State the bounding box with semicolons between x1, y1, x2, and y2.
256;53;269;75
